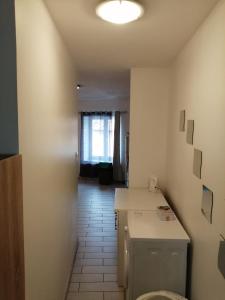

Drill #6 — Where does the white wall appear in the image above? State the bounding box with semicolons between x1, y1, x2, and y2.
129;68;171;189
129;2;225;299
166;1;225;299
78;98;129;112
15;1;78;299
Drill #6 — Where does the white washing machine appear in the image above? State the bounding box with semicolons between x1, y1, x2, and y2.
124;211;190;300
114;188;169;286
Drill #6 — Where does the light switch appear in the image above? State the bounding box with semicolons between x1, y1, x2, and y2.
186;120;194;145
193;149;202;179
179;110;186;132
201;185;213;224
218;238;225;279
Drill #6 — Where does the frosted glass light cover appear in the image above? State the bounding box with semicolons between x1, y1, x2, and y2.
96;0;144;24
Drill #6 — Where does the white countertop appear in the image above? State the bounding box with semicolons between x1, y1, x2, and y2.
128;210;190;241
115;188;168;211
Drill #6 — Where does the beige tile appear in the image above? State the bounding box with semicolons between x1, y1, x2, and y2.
102;221;115;225
69;283;79;292
104;259;117;266
102;224;115;228
79;209;99;213
88;221;103;225
84;252;117;259
73;266;82;274
90;217;104;221
102;217;115;221
78;206;91;210
69;181;123;300
88;227;105;231
78;246;103;253
77;220;90;225
79;241;85;247
82;266;117;274
86;242;116;247
75;259;103;266
71;274;103;283
91;213;104;216
102;213;115;217
76;253;84;259
79;237;103;242
104;292;124;300
103;228;116;232
85;213;103;217
79;282;123;292
77;224;88;229
103;247;117;253
82;228;103;233
90;225;105;229
87;232;116;237
78;213;88;218
104;237;117;242
104;274;117;282
78;217;89;222
92;205;113;209
67;292;103;300
78;232;87;237
80;227;103;236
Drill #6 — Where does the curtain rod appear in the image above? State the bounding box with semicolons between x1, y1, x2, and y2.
78;110;128;114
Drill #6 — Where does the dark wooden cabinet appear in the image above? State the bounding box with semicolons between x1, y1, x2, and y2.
0;155;25;300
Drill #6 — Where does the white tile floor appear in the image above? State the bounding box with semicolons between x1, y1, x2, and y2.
67;180;124;300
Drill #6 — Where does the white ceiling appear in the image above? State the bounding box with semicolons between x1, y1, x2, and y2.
78;70;130;102
44;0;218;101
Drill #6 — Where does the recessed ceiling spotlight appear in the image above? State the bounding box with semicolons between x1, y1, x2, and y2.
96;0;144;25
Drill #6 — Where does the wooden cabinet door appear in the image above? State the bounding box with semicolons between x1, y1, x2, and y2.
0;155;25;300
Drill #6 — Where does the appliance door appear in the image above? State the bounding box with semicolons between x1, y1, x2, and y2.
117;210;128;286
124;225;129;289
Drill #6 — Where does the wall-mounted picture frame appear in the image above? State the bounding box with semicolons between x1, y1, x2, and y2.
218;235;225;278
201;185;213;224
179;110;186;132
186;120;194;145
193;148;202;179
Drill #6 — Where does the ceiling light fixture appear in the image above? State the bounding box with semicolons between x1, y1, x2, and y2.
96;0;144;25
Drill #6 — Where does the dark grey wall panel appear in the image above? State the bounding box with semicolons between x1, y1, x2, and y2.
0;0;19;154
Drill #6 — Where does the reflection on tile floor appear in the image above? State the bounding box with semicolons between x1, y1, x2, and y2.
67;180;124;300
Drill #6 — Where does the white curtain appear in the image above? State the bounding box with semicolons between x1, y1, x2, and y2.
81;112;114;163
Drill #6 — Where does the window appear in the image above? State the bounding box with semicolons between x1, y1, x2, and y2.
81;113;114;163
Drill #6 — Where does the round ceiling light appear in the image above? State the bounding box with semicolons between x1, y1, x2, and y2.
96;0;144;25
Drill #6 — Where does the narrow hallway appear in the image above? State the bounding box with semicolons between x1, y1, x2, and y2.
67;180;124;300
